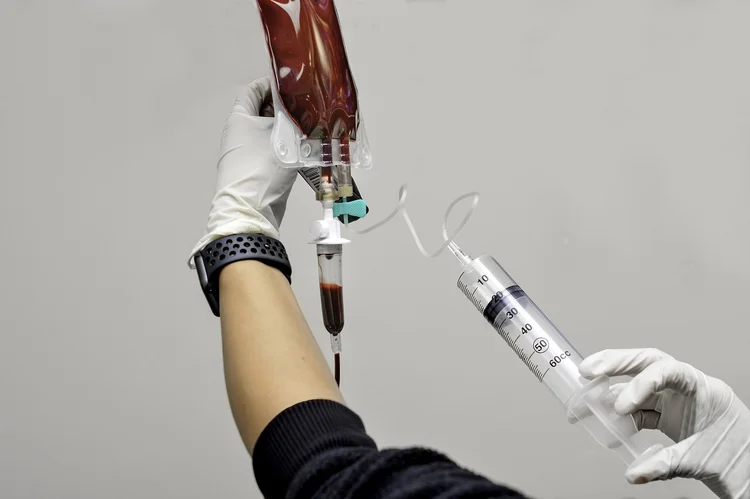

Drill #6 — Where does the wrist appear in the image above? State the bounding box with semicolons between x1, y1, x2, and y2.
194;233;292;317
220;260;284;289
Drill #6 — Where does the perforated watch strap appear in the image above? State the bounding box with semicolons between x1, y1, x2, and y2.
195;234;292;317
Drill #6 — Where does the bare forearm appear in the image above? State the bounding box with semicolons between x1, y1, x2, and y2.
219;260;344;453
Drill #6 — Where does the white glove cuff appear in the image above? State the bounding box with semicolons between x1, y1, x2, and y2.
187;219;280;269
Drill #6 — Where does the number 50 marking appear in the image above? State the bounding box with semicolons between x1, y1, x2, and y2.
533;337;549;353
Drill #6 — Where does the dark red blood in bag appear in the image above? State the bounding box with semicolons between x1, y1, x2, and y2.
256;0;360;141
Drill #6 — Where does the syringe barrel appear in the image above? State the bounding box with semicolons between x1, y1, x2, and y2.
458;255;659;464
459;255;584;405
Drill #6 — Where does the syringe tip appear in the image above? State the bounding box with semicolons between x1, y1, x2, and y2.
448;241;472;268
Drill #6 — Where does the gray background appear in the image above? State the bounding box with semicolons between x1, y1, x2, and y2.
1;1;748;498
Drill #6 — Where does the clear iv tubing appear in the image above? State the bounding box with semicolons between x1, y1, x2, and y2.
333;184;476;388
342;185;480;257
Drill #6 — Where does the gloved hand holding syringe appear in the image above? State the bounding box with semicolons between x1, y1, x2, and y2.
435;236;749;499
449;237;750;497
448;241;663;465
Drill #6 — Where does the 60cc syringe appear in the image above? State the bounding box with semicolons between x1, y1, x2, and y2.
448;241;663;465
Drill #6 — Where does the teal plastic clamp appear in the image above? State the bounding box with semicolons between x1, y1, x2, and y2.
333;199;368;221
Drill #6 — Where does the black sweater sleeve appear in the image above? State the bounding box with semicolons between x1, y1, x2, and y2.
252;400;529;499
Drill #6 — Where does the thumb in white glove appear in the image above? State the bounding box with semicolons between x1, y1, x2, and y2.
580;348;750;499
188;77;298;267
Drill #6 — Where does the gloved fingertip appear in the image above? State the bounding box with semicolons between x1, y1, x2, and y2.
614;391;636;415
624;459;650;484
624;469;650;485
578;355;603;378
234;78;273;117
247;76;272;96
624;447;668;485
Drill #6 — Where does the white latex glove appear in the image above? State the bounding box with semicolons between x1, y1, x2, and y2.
580;348;750;499
188;77;297;267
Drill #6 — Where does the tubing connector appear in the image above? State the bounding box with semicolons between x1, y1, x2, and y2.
448;241;473;268
330;334;342;354
310;201;351;245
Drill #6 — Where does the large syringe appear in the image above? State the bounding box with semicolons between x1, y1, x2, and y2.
448;241;663;465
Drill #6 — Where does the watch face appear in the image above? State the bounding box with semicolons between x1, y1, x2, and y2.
297;168;369;224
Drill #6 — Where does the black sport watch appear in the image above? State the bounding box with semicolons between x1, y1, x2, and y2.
194;233;292;317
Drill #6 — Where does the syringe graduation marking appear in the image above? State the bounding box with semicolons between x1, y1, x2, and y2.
495;322;546;382
482;286;547;383
459;279;484;311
